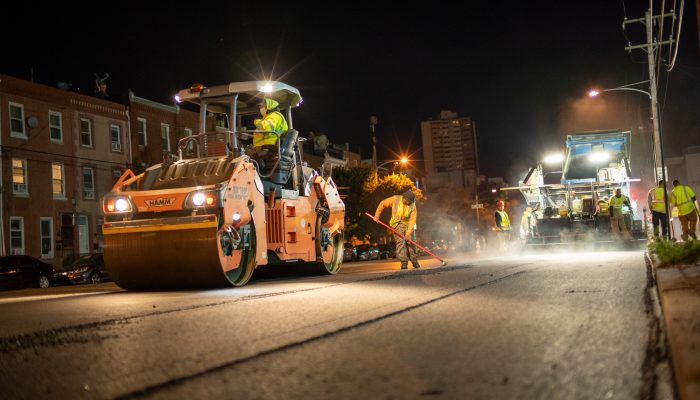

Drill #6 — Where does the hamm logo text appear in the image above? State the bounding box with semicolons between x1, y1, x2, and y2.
144;198;175;207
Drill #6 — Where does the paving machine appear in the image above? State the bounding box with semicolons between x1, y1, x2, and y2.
102;81;345;289
503;130;647;246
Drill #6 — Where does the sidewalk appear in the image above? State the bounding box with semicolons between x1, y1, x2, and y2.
649;255;700;400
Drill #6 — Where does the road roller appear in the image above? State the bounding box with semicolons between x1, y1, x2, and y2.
102;81;345;289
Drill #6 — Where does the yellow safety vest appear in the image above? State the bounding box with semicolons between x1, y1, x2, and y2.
496;210;511;230
597;200;609;216
389;196;414;228
609;195;627;216
649;187;667;213
253;111;288;147
671;185;697;216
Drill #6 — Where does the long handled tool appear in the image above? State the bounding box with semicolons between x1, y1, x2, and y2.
365;212;448;266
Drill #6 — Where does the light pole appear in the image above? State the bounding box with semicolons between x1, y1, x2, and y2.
370;116;378;170
589;84;670;239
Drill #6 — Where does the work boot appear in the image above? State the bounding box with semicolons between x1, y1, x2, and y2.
412;261;421;269
400;262;408;270
691;233;697;240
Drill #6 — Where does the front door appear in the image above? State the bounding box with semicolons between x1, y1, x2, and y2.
78;215;89;255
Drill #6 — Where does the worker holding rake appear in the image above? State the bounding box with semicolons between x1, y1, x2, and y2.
372;190;420;270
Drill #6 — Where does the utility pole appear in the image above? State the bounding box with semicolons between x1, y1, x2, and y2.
370;116;378;169
623;5;677;239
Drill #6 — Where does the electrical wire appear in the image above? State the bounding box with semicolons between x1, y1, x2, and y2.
666;0;684;71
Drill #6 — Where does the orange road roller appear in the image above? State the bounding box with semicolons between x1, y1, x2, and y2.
102;81;345;289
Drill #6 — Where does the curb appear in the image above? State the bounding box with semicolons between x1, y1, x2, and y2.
646;252;700;400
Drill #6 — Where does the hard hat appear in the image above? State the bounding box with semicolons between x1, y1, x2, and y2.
402;190;416;204
258;98;279;110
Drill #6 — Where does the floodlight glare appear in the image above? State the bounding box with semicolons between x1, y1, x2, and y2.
543;153;564;164
260;83;273;93
588;89;600;97
588;152;609;163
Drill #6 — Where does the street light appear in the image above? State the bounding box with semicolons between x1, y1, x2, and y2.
376;158;408;171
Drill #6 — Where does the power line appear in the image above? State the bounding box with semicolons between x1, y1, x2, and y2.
666;0;685;71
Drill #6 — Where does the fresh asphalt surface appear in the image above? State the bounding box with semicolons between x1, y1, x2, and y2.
0;250;659;399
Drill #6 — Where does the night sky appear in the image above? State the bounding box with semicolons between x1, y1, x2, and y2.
3;2;699;180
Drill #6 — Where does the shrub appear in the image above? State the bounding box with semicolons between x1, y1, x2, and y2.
649;239;700;267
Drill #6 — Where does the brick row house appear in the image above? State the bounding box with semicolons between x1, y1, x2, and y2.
0;75;212;266
0;74;129;265
127;90;219;173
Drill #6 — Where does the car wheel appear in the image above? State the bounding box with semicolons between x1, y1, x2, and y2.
90;272;101;284
38;275;50;289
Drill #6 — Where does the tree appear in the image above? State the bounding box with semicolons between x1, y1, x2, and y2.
333;167;422;243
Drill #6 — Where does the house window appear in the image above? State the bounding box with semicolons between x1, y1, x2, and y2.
161;124;170;152
110;124;122;152
137;118;147;146
49;110;63;143
83;167;95;199
80;118;92;147
52;163;65;198
10;217;24;255
9;102;26;138
12;158;28;195
40;218;54;259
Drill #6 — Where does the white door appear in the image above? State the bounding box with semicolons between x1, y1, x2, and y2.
78;215;89;255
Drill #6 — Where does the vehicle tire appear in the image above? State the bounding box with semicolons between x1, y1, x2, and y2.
38;275;50;289
314;217;344;275
221;221;257;287
90;272;101;284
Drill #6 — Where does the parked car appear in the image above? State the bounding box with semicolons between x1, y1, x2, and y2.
355;244;380;261
343;243;357;262
54;253;108;285
0;255;55;290
378;243;396;259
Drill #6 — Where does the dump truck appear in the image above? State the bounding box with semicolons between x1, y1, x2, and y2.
503;130;647;247
101;81;345;289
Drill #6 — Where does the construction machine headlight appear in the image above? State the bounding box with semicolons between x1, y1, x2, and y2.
192;193;206;206
103;196;133;214
186;190;219;208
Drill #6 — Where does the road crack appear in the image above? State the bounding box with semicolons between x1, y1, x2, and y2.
0;264;484;353
115;269;528;399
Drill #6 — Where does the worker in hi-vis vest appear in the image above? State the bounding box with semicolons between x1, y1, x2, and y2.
608;188;633;241
670;179;698;241
494;199;512;251
647;180;669;239
373;190;420;270
245;98;289;167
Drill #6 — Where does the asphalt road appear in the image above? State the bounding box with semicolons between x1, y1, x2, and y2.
0;250;657;399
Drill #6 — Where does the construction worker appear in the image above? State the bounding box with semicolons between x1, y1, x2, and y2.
609;188;633;241
246;98;289;165
670;179;698;241
494;200;512;251
373;190;420;269
253;98;288;146
647;180;668;239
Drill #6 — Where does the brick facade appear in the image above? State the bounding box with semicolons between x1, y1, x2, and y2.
0;74;129;266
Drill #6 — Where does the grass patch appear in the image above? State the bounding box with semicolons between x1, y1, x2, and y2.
648;239;700;267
